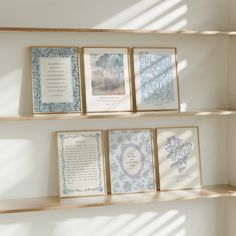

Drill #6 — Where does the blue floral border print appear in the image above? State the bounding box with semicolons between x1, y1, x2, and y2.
32;47;81;113
138;51;176;105
59;132;104;195
109;130;155;193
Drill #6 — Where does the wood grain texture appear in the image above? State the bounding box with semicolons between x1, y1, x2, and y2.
0;27;236;36
0;110;234;121
0;185;236;214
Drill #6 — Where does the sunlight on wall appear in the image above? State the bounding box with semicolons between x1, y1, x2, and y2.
143;5;187;30
0;224;30;236
0;69;22;115
0;139;34;197
167;19;187;31
178;60;188;73
50;210;186;236
95;0;187;30
120;0;184;29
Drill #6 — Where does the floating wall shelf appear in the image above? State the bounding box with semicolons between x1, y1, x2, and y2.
0;27;236;35
0;185;235;214
0;110;234;121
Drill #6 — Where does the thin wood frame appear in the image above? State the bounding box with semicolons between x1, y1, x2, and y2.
56;129;107;198
131;47;180;112
107;128;157;195
30;46;83;114
82;47;134;113
156;126;203;191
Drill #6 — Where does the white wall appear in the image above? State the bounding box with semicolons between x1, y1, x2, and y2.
0;1;234;236
0;199;226;236
0;32;229;116
0;0;229;31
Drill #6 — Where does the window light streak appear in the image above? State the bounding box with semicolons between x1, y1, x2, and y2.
155;214;186;236
144;5;188;30
0;69;22;115
135;211;180;236
180;103;187;112
0;140;34;196
167;19;187;31
0;224;30;236
95;0;161;28
178;60;188;73
120;0;183;29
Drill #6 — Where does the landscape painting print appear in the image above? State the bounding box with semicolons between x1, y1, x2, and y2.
156;127;202;191
133;48;179;111
83;48;132;112
90;53;125;96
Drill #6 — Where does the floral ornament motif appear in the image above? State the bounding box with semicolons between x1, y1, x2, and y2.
32;47;81;113
59;133;104;195
139;52;175;104
165;136;193;173
109;130;155;193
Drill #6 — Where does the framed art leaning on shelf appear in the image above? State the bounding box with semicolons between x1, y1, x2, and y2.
132;47;180;111
83;47;132;112
31;46;82;113
108;128;156;194
56;130;106;197
156;126;202;191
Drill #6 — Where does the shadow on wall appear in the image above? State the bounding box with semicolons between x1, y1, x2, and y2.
95;0;188;30
0;0;228;30
0;198;225;236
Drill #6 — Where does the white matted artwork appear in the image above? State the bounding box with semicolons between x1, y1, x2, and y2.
56;130;106;197
133;48;179;111
83;47;132;112
156;127;202;191
108;129;156;194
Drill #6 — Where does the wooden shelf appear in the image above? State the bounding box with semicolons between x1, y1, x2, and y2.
0;185;235;214
0;27;236;36
0;110;234;121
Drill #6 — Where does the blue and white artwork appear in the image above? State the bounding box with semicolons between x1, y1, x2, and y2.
165;136;193;173
31;47;81;113
57;131;105;197
109;129;156;194
134;48;179;110
157;127;202;190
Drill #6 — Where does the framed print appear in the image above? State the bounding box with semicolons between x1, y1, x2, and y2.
132;47;180;111
31;46;82;113
83;47;132;112
156;127;202;191
56;130;106;197
108;129;156;194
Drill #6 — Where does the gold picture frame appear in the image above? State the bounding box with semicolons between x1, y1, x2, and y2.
56;129;107;198
132;47;180;112
107;128;157;194
30;46;83;114
156;126;202;191
82;47;133;113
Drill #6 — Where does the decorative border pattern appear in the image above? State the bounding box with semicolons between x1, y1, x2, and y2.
138;53;175;104
59;132;104;195
31;47;81;113
109;129;155;193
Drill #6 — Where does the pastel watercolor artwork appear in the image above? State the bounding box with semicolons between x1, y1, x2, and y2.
90;53;125;96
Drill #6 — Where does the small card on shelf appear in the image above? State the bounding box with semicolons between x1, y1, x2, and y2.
56;130;106;197
108;128;156;194
31;46;82;113
156;126;202;191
